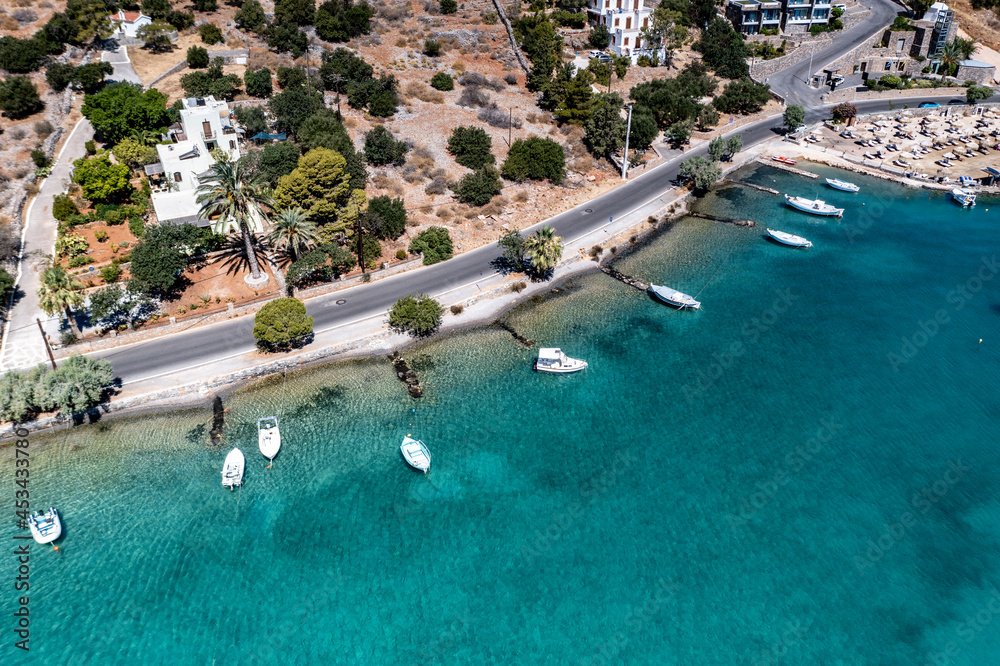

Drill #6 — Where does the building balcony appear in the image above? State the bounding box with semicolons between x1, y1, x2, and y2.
201;130;214;140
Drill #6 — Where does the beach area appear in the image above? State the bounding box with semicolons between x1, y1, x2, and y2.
2;157;999;664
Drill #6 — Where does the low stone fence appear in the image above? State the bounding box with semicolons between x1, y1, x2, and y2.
751;37;833;81
821;86;969;104
692;109;782;141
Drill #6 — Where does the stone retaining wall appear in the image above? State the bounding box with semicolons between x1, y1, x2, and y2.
821;86;969;104
145;49;249;89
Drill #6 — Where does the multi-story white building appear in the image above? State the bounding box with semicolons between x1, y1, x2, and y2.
780;0;832;34
108;10;152;39
586;0;665;64
146;96;252;230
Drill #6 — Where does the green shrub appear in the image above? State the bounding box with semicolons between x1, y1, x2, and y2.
94;230;109;242
395;249;407;260
0;267;14;302
187;46;209;69
447;126;494;169
100;262;122;283
56;233;88;258
456;165;503;206
199;23;224;44
430;72;454;91
85;140;96;155
424;39;442;57
408;226;453;265
501;137;565;183
52;194;79;221
68;255;93;268
388;294;443;336
366;196;407;240
363;125;409;166
129;217;146;239
440;0;457;13
252;297;313;349
482;10;499;24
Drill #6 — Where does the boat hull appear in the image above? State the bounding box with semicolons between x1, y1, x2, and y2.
258;417;281;460
766;229;812;248
400;436;431;473
533;359;588;374
826;178;859;193
222;448;245;488
784;195;844;217
28;509;61;544
649;285;701;309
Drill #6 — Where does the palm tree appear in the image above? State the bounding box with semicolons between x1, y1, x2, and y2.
130;128;159;146
196;158;273;281
268;208;319;262
38;266;85;336
954;37;979;62
939;40;962;81
523;225;564;275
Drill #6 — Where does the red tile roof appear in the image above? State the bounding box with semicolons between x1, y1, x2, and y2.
109;10;144;22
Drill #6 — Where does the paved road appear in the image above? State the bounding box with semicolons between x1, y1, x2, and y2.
93;90;997;385
102;46;143;85
770;0;902;110
0;120;95;373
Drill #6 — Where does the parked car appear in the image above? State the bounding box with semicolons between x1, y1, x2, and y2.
589;50;612;62
948;99;966;105
918;102;940;108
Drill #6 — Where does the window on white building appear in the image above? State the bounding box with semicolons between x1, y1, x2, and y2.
615;17;619;26
884;61;892;71
624;36;629;45
173;172;182;182
626;17;631;29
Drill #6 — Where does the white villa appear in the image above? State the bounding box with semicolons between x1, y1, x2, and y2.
145;96;253;231
586;0;664;63
108;10;152;39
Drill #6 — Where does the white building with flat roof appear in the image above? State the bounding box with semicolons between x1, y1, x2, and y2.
586;0;664;64
147;96;253;230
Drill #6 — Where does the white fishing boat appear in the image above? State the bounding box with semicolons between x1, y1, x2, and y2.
221;448;245;489
649;284;701;309
28;508;61;545
767;228;813;248
400;435;431;474
784;194;844;217
826;178;859;192
258;416;281;461
534;348;588;374
951;188;977;206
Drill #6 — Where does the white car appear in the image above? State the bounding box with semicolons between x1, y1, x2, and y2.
589;50;611;62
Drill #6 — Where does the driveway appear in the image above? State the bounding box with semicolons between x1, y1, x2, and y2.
102;46;143;85
0;120;95;372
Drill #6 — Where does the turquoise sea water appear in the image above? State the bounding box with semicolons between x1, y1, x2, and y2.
3;164;1000;665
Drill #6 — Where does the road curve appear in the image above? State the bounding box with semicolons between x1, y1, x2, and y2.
93;88;997;385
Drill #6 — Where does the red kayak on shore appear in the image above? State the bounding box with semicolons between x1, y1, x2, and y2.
772;156;797;165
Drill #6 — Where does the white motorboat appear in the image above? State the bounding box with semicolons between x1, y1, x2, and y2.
767;228;813;248
784;194;844;217
221;448;245;489
258;416;281;461
649;284;701;309
534;348;588;374
400;435;431;474
951;188;977;206
826;178;859;192
28;508;61;545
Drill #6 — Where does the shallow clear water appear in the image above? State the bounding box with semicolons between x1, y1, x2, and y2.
4;163;1000;665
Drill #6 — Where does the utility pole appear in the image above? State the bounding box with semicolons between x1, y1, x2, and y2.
37;318;56;370
621;104;633;181
808;43;815;88
356;216;366;275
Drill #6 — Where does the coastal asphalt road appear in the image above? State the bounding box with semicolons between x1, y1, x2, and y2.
93;91;997;385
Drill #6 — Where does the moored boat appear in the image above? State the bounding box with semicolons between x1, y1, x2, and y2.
534;348;588;374
28;508;61;545
649;284;701;310
826;178;859;192
772;156;797;165
400;435;431;474
784;194;844;217
258;416;281;461
221;448;245;489
767;228;813;248
951;188;976;206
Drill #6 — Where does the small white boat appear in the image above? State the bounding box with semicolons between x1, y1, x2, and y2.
826;178;859;192
258;416;281;461
767;228;813;248
221;448;245;489
784;194;844;217
951;188;977;206
400;435;431;474
649;284;701;309
28;508;61;545
534;347;588;373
